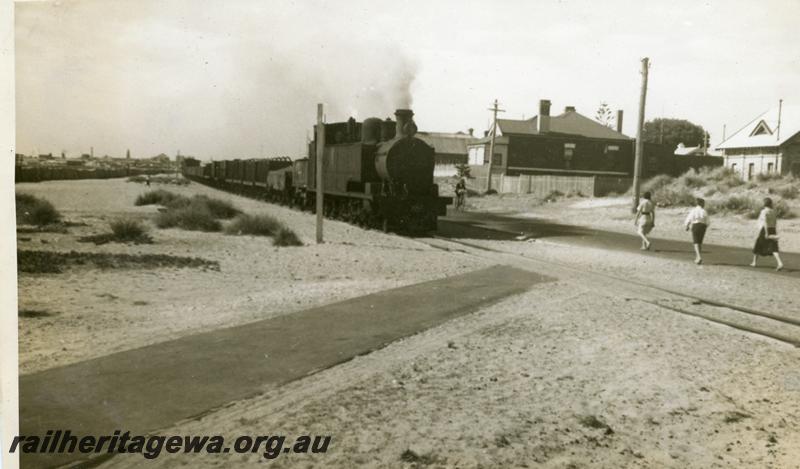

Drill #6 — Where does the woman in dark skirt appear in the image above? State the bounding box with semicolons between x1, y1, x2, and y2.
751;197;784;271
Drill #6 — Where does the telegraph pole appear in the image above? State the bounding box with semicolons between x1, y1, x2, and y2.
315;104;325;244
486;99;505;193
632;57;649;211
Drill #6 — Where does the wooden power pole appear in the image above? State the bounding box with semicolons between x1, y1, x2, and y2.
316;103;325;244
632;57;649;211
486;99;505;193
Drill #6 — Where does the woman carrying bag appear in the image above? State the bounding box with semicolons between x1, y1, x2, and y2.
751;197;784;271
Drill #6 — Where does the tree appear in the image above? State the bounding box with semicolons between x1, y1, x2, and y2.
643;118;706;149
455;162;472;179
595;102;614;128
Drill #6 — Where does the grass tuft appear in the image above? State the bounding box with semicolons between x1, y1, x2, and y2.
273;227;303;246
707;194;796;219
17;249;219;274
139;192;239;232
677;169;706;189
641;174;675;193
653;186;696;207
79;219;153;245
16;193;62;226
110;219;150;241
225;214;282;236
135;190;184;206
192;195;241;219
155;204;222;232
770;184;798;200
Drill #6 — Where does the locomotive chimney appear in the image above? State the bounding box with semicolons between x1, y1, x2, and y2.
395;109;415;138
537;99;551;134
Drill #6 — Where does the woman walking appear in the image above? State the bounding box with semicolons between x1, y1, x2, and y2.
684;198;710;264
751;197;784;271
634;191;655;250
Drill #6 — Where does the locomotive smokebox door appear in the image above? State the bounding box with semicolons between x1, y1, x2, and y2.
375;138;435;195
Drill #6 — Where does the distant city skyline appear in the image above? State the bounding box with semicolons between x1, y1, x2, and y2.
15;0;800;160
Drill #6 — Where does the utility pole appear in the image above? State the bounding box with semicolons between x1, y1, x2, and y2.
632;57;649;212
315;103;325;244
486;99;505;193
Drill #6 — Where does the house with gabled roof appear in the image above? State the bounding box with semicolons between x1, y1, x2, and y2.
416;130;477;176
467;100;633;179
716;103;800;180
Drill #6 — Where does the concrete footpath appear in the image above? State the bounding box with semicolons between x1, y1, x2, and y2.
19;265;553;468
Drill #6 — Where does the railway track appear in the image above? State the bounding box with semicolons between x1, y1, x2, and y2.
425;234;800;348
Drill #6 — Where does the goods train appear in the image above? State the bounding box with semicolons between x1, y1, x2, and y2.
182;109;451;233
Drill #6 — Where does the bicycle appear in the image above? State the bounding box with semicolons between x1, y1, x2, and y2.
454;190;466;211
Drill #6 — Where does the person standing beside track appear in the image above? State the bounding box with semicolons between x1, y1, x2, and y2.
634;191;655;250
684;198;710;265
454;178;467;211
751;197;784;271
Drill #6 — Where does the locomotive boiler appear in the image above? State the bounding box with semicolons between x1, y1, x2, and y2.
303;109;449;232
184;108;450;234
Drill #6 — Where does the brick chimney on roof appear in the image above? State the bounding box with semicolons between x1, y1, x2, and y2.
616;110;624;134
565;106;576;113
537;99;551;134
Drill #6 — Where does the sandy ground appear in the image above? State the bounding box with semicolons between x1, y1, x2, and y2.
100;236;800;469
16;178;492;374
458;193;800;253
16;177;800;468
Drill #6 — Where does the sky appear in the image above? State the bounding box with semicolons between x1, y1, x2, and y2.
14;0;800;160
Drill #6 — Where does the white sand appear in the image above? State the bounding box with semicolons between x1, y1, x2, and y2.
16;178;492;374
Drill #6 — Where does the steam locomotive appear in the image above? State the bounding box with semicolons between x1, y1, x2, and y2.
183;109;451;233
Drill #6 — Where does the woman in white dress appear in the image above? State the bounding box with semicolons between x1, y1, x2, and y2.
634;191;655;250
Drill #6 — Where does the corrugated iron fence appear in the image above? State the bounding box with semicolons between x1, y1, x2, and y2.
469;173;632;197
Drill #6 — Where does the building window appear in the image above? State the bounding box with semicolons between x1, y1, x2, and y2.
767;162;774;173
564;143;575;170
605;145;619;153
492;153;502;165
468;147;485;165
731;163;737;172
748;163;755;180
